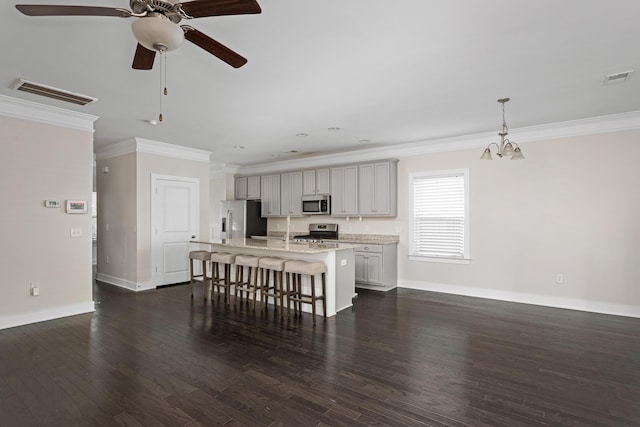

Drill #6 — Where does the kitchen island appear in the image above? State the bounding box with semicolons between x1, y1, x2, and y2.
190;238;356;316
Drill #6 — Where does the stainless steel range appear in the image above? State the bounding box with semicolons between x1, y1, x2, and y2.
292;223;338;243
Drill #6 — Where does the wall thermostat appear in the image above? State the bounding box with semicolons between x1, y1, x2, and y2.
66;200;88;214
44;200;61;208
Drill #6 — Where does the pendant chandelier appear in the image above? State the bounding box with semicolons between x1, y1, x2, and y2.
480;98;524;160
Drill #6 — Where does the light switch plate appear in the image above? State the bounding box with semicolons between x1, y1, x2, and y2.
70;228;83;238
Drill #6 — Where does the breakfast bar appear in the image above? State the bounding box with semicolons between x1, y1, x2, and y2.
190;238;357;316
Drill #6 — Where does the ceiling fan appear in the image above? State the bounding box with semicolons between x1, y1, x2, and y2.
15;0;262;70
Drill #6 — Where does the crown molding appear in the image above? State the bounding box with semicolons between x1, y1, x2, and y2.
209;162;239;179
0;94;98;132
235;110;640;175
96;137;211;162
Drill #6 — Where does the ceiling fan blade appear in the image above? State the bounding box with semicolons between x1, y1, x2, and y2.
132;44;157;70
182;27;247;68
180;0;261;18
15;5;132;17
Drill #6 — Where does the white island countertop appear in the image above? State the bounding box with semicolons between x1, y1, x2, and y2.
190;238;357;254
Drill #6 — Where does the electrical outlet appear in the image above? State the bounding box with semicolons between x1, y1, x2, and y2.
70;227;83;238
30;282;40;296
555;273;565;284
341;259;347;266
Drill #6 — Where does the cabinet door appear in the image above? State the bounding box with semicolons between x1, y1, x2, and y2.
316;168;330;194
365;253;383;285
358;162;396;216
234;177;247;200
372;162;390;214
302;170;316;196
358;164;374;215
331;166;358;216
247;176;261;200
343;166;358;215
261;175;281;217
358;161;391;216
281;172;302;216
354;252;366;283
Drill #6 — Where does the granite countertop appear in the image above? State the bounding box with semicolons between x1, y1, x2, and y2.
191;239;357;254
336;234;399;244
266;232;400;245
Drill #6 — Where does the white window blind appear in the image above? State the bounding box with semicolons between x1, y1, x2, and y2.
410;170;468;261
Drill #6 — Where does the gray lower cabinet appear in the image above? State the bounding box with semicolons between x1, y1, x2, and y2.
354;243;397;291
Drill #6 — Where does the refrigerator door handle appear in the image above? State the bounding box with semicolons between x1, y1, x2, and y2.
227;211;232;239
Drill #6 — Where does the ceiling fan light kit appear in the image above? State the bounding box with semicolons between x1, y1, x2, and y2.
131;13;184;52
16;0;261;121
15;0;262;68
480;98;525;161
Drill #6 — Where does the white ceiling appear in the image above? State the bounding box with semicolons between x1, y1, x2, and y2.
1;1;639;166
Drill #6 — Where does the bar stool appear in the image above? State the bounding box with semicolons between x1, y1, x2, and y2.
285;260;327;324
189;250;211;300
258;257;288;317
234;254;261;309
210;252;236;303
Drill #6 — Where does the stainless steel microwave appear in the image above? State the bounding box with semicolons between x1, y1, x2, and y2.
302;195;330;215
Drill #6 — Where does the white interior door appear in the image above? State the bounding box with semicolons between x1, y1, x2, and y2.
152;175;199;286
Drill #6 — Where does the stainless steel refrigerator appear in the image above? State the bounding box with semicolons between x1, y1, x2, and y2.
220;200;267;239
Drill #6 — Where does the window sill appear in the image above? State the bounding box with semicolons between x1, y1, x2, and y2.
409;255;471;265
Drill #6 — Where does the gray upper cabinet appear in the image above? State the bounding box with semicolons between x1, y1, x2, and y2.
316;168;330;194
330;165;358;216
281;171;303;216
261;174;281;217
234;176;261;200
246;176;261;200
358;160;397;217
303;168;331;196
234;176;247;200
234;158;397;218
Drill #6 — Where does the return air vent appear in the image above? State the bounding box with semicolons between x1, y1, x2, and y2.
10;79;98;105
604;70;633;85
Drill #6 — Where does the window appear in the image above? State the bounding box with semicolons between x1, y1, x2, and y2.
409;169;469;263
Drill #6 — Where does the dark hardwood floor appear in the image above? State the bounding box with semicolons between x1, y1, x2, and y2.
1;281;639;426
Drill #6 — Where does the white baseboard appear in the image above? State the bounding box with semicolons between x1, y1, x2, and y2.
0;301;95;330
398;280;640;319
96;273;156;292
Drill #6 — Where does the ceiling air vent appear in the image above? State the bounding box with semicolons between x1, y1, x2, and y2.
604;70;633;85
10;79;98;106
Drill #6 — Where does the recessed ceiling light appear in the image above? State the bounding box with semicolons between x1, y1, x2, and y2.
146;119;158;126
285;149;299;154
234;145;245;150
328;127;341;131
359;139;371;144
272;154;281;158
296;133;308;137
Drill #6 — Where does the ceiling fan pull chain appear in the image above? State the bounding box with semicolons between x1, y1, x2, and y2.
158;51;164;122
163;51;168;96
